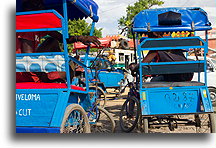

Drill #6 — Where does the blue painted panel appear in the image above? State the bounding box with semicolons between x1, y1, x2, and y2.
49;91;70;127
200;88;214;112
79;94;92;111
68;93;79;104
98;71;124;87
16;92;59;127
67;93;92;111
140;88;202;115
16;127;60;133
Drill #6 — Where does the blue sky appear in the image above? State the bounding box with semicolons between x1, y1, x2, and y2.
90;0;216;37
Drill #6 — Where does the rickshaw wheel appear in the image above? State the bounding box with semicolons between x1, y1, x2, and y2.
120;96;141;132
195;113;215;133
89;86;107;108
208;87;216;107
140;117;149;133
60;104;91;133
209;113;216;133
91;106;116;133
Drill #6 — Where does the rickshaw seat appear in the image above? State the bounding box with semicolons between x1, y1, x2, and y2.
16;82;85;91
142;81;204;88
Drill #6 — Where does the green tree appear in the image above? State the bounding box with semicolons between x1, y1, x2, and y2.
67;19;103;52
68;19;102;37
118;0;164;38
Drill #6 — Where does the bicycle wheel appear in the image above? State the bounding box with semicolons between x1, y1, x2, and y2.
60;104;91;133
91;106;116;133
208;87;216;107
120;96;141;132
89;86;107;108
195;113;215;133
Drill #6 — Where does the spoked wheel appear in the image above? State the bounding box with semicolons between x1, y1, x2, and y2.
168;113;216;133
60;104;91;133
195;113;215;133
91;106;116;133
89;86;107;108
120;96;141;132
208;87;216;107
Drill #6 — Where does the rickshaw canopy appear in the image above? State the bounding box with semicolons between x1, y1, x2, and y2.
133;7;212;32
16;0;99;22
73;37;112;51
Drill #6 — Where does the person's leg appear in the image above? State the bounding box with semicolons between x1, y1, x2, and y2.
36;37;61;52
20;38;34;53
16;72;40;82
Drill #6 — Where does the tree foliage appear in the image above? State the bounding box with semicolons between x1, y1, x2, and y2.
68;19;102;37
118;0;164;38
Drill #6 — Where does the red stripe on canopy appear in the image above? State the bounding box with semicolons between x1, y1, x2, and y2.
16;13;62;30
73;37;112;51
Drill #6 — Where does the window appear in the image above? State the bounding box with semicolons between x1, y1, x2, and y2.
119;53;124;62
158;11;182;26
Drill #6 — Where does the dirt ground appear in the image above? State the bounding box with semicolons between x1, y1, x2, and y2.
104;88;216;133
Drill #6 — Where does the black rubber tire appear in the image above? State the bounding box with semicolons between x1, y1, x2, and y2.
120;39;130;50
209;113;216;133
142;118;149;133
89;86;107;108
91;106;116;133
119;96;141;132
60;104;91;133
195;113;215;133
208;87;216;107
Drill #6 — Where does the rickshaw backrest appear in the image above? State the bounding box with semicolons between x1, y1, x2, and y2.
140;38;203;49
142;62;204;75
139;36;206;75
16;54;65;72
139;37;205;50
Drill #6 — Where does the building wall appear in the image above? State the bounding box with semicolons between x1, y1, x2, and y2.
208;39;216;49
208;28;216;49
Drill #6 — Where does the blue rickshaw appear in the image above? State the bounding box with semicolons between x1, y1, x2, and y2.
82;56;125;90
16;0;115;133
120;7;215;133
80;56;126;103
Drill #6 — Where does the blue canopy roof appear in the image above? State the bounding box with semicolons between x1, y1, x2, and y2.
132;7;211;32
16;0;99;22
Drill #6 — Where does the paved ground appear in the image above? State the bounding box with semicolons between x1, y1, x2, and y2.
104;88;216;133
